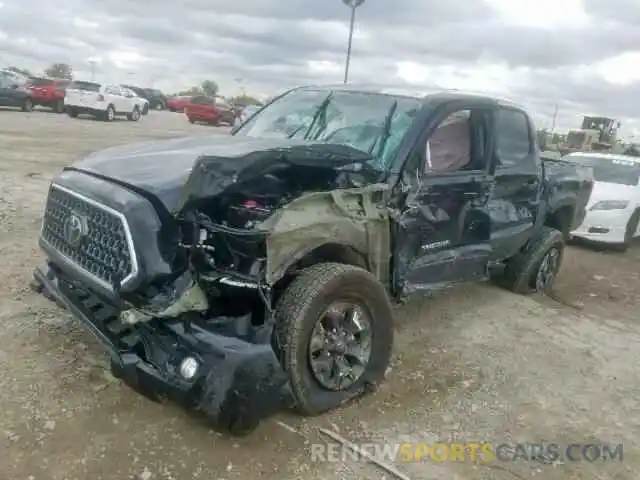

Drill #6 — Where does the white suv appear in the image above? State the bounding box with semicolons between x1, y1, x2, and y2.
64;81;147;121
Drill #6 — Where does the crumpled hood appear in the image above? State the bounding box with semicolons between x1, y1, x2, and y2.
66;134;373;213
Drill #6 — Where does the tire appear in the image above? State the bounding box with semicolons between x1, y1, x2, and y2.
103;105;115;122
617;210;640;252
142;104;149;115
501;226;565;294
66;107;78;118
22;98;33;112
275;262;394;416
127;107;141;122
54;99;65;113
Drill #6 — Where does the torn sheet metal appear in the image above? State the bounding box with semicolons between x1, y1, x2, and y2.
120;271;209;325
258;184;392;285
176;141;373;212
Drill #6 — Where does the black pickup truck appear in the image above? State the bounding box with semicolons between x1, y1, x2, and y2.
32;85;593;435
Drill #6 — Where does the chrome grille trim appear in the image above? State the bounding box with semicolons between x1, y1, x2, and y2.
40;183;139;292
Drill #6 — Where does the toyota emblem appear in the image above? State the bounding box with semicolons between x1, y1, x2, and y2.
64;213;88;247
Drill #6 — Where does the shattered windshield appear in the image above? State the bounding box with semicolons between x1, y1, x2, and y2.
234;88;422;170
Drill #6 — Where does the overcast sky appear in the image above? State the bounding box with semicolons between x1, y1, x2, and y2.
1;0;640;137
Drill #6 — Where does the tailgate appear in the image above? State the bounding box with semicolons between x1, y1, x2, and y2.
65;81;101;106
64;89;93;105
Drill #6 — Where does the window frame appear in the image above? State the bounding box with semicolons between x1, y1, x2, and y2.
494;106;535;169
410;102;495;179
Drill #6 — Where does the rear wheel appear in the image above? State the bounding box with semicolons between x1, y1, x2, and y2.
54;99;65;113
501;226;565;294
22;98;33;112
103;105;115;122
275;263;394;416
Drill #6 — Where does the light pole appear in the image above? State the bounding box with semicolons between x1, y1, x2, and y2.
342;0;364;84
88;60;97;81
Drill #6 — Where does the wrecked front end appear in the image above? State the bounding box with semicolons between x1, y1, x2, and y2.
32;139;387;434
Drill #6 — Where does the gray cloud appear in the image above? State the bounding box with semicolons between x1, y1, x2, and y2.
0;0;639;134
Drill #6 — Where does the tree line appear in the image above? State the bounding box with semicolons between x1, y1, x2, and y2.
4;63;261;105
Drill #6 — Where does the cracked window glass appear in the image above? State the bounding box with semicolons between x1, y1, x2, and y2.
235;87;421;170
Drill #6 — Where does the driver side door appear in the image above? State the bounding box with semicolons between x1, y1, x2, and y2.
393;101;495;294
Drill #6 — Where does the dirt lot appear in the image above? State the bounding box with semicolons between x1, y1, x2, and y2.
1;108;639;480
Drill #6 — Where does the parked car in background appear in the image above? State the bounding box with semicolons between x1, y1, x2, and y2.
568;152;640;251
166;95;193;112
25;77;70;113
144;88;168;110
121;85;168;110
233;104;260;127
121;87;150;115
64;81;146;122
185;96;235;125
0;74;34;111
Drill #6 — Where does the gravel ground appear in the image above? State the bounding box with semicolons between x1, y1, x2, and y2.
1;108;639;480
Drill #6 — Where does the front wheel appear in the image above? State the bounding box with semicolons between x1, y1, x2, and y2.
275;263;394;416
617;210;640;252
501;226;565;294
54;99;65;113
22;98;33;112
103;105;115;122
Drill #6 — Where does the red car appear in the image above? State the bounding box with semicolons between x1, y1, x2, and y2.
25;77;70;113
185;96;236;125
166;95;193;112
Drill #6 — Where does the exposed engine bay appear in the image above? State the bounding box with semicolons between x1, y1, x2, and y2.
117;150;380;332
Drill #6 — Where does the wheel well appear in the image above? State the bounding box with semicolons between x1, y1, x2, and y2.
545;205;573;240
272;243;368;303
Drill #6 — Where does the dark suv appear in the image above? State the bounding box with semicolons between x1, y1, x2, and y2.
121;85;167;110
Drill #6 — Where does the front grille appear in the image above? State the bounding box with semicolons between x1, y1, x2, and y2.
41;184;136;288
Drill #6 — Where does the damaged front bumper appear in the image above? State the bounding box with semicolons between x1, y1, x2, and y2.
32;262;290;435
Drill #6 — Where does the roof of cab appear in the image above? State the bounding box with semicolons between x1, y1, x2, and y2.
291;83;523;109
